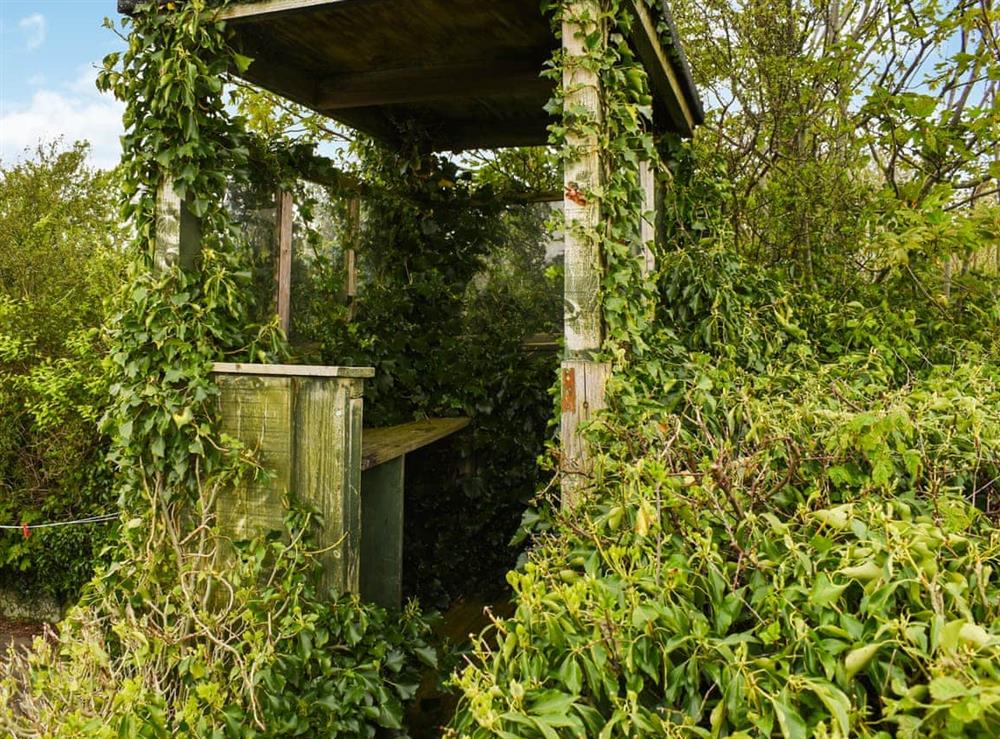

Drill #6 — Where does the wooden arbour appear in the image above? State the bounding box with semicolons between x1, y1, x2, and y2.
123;0;703;586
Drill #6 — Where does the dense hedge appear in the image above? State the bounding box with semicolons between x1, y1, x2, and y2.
0;143;122;600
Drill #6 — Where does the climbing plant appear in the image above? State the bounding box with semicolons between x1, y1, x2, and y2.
1;1;433;736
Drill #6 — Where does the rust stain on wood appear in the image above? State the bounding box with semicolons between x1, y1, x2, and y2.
562;366;576;413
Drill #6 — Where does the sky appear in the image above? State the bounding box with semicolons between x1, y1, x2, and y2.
0;0;126;169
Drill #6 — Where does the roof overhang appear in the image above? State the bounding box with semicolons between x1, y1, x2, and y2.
119;0;703;151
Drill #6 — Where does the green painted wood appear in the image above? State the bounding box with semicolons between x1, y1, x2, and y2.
360;456;404;609
215;374;294;535
213;367;370;597
293;376;357;595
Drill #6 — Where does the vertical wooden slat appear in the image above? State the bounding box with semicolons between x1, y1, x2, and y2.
343;383;365;591
155;178;201;272
293;376;359;595
215;374;293;535
561;0;609;506
344;197;360;321
274;189;294;333
639;159;656;275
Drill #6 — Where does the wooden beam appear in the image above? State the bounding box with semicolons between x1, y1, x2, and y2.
427;116;554;152
217;0;361;23
274;190;294;334
626;0;696;135
316;61;551;111
234;45;319;110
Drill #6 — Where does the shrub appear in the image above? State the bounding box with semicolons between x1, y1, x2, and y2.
450;474;1000;737
0;143;123;600
1;509;436;738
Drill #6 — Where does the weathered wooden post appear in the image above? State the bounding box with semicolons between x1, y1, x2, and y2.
212;363;374;595
344;197;360;322
639;159;657;275
155;178;201;271
561;0;611;506
274;189;294;333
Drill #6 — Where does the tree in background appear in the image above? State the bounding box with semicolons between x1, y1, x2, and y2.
670;0;1000;312
0;142;124;601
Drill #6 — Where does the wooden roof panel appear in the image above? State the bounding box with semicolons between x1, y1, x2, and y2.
119;0;703;150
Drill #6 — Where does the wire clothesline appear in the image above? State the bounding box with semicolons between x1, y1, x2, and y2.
0;514;119;531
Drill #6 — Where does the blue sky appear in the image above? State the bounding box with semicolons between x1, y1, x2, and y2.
0;0;125;168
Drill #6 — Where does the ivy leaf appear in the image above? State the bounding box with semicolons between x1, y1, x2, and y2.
772;696;807;739
930;676;967;702
233;53;255;74
810;573;848;607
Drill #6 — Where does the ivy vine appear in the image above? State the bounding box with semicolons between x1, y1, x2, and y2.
1;1;434;736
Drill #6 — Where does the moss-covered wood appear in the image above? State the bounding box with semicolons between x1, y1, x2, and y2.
213;363;373;595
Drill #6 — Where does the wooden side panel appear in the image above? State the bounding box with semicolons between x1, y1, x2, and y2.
561;359;610;507
293;377;358;595
562;1;604;357
155;179;201;272
360;456;405;609
214;372;364;598
215;375;294;534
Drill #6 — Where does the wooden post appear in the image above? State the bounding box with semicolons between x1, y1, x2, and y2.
274;190;294;333
344;197;359;321
360;457;404;609
155;178;201;272
561;0;611;507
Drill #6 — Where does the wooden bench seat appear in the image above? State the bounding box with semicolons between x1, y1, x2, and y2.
359;417;470;608
361;417;471;471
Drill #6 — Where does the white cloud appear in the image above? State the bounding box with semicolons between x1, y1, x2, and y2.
0;68;124;170
18;13;46;51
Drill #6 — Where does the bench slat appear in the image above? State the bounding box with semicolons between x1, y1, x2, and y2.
361;417;471;471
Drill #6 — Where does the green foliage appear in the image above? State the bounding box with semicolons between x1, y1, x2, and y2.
0;142;123;599
449;0;1000;736
2;1;434;735
451;488;1000;738
5;508;434;738
289;142;560;604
